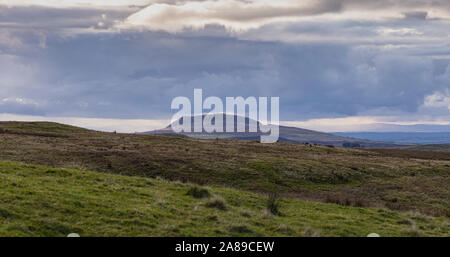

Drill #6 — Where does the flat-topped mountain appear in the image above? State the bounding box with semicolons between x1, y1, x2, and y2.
144;114;404;148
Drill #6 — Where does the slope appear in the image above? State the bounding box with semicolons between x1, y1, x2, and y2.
0;161;447;237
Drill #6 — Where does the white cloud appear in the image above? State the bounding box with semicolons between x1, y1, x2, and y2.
376;28;423;37
1;97;41;106
283;116;382;132
121;0;308;33
120;1;388;33
2;0;449;45
117;0;450;34
0;0;150;7
283;116;450;132
424;89;450;110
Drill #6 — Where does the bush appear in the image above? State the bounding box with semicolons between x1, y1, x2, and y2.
186;186;211;199
267;193;281;216
205;196;227;210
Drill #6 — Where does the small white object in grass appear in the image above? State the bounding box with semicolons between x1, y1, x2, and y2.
67;233;80;237
367;233;380;237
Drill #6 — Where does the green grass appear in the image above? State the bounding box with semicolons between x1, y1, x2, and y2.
0;121;449;217
0;161;448;237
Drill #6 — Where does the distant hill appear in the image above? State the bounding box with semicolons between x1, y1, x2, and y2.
341;123;450;133
333;132;450;145
0;121;90;133
144;114;404;148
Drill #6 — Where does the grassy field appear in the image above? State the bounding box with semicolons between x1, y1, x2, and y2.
0;161;448;237
0;121;449;218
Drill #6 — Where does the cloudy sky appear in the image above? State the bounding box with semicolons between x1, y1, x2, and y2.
0;0;450;132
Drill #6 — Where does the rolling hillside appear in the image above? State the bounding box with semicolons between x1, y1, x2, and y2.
0;161;448;237
0;121;449;218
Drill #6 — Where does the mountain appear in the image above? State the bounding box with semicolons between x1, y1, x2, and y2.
143;114;404;148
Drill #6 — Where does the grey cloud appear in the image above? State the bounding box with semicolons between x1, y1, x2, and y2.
0;5;138;31
131;0;450;24
0;29;448;121
337;0;450;12
403;11;428;20
0;2;449;122
201;1;343;22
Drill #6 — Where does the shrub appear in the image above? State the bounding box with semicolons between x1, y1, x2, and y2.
186;186;211;199
267;193;281;216
205;196;227;210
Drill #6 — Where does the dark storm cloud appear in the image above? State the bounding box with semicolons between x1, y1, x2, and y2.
1;30;448;120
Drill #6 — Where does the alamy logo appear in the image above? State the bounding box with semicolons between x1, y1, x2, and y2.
171;89;279;143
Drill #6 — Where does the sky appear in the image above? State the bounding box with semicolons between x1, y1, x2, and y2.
0;0;450;132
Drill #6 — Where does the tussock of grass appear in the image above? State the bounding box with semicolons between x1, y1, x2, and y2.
205;196;228;210
267;193;281;216
186;186;211;199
